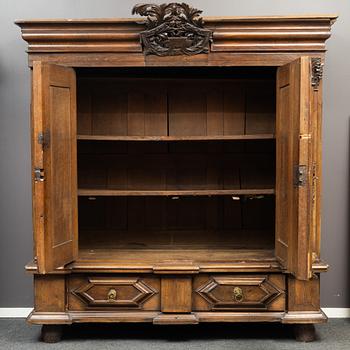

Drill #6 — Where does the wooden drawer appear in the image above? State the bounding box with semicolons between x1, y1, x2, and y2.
193;274;286;311
68;275;160;311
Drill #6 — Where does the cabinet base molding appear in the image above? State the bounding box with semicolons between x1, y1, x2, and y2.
282;310;327;324
153;314;199;325
27;310;327;325
28;311;71;324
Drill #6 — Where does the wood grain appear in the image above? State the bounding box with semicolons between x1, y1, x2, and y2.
161;277;192;313
32;62;78;273
20;14;334;335
275;57;313;280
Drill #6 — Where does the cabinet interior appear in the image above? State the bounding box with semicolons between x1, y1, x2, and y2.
76;67;277;264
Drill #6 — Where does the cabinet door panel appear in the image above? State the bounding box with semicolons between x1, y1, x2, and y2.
33;62;78;273
276;57;313;280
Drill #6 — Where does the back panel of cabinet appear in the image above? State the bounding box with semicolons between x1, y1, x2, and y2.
77;140;275;191
78;195;275;250
77;77;275;137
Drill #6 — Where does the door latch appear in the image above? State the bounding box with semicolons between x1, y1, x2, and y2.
34;167;45;182
294;165;307;187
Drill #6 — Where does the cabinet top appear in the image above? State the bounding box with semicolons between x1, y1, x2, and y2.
16;14;337;67
15;15;338;24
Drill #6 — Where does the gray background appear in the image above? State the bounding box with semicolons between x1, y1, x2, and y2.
0;0;349;308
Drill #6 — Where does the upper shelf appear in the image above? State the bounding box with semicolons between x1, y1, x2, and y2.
78;189;275;197
77;134;275;142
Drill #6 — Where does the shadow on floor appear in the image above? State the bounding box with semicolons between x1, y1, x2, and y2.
61;322;295;342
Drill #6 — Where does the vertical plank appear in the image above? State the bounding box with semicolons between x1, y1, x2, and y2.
77;83;92;134
223;87;245;135
144;86;168;136
161;277;192;313
168;87;207;136
207;87;224;136
246;85;275;134
92;84;128;135
128;90;145;136
310;77;323;261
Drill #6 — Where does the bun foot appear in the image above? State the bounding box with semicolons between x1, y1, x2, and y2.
41;325;63;343
294;324;316;342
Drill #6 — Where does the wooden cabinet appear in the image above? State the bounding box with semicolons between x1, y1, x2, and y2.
17;3;336;343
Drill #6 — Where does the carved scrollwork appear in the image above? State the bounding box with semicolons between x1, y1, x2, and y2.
132;2;212;56
311;57;323;90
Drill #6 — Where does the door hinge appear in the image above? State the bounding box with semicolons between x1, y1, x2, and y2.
38;130;50;149
294;165;307;187
34;167;45;182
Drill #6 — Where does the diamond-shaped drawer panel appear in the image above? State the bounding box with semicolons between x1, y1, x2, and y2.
68;275;160;310
193;274;285;311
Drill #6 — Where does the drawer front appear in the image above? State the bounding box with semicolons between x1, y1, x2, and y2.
193;274;285;311
68;275;160;310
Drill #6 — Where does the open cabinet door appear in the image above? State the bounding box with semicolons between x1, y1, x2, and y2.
275;57;314;280
32;62;78;273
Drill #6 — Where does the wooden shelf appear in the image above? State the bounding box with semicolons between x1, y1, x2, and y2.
77;134;275;142
73;248;280;273
78;189;275;196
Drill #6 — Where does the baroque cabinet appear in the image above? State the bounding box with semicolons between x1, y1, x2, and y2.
16;3;336;343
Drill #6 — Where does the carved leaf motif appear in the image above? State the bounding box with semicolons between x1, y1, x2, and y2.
132;2;212;56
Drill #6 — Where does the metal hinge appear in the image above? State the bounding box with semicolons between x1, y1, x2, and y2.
294;165;307;187
38;131;50;149
34;167;45;182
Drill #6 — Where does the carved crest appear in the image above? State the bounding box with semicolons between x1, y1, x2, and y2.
311;57;323;90
132;3;212;56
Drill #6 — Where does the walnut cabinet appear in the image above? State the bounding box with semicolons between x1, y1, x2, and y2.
16;4;336;343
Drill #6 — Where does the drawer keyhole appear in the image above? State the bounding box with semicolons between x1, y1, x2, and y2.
233;287;244;302
108;288;117;301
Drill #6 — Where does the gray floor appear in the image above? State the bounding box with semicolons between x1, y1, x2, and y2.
0;319;349;349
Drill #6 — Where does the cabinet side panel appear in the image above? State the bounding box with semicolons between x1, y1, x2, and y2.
310;81;323;260
288;275;320;311
34;275;66;312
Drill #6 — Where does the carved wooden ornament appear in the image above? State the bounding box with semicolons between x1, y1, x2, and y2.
311;57;323;90
132;2;212;56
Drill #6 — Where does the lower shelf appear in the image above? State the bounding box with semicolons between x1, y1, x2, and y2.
74;248;279;273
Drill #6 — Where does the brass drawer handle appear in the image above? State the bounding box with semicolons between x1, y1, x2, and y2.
233;287;244;302
107;288;117;301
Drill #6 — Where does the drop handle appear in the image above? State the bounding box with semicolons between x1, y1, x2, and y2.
107;288;117;301
233;287;244;302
